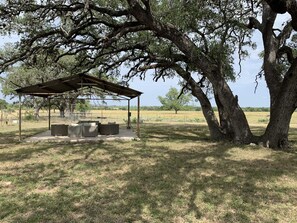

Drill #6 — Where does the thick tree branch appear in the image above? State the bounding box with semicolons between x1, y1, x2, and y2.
247;17;263;32
265;0;297;30
127;0;214;77
277;45;295;64
277;21;293;45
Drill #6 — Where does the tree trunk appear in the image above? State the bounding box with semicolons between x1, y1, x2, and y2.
199;97;227;140
173;65;228;140
263;107;294;149
59;109;65;118
214;92;234;139
210;75;253;143
56;99;67;118
258;4;297;149
262;61;297;149
34;107;40;120
261;3;282;107
67;98;77;114
33;99;43;120
128;0;252;143
190;87;228;140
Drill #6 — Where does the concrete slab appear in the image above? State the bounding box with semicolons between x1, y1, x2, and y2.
25;127;139;143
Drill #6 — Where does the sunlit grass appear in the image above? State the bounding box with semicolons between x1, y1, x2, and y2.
1;120;297;222
2;109;297;125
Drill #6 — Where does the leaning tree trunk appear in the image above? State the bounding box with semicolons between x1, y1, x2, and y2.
173;65;228;140
194;88;226;140
210;74;253;143
128;0;253;143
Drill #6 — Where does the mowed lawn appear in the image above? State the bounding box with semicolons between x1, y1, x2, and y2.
1;111;297;222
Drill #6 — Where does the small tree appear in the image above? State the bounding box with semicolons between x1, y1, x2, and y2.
0;99;8;110
77;100;91;112
0;99;8;125
158;87;192;114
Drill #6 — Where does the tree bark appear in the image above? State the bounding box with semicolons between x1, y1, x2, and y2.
191;86;226;140
209;73;253;143
34;107;40;120
59;109;65;118
255;3;297;149
214;92;234;139
33;98;45;120
263;106;294;149
264;0;297;31
262;3;282;107
262;60;297;149
198;93;227;140
173;65;227;140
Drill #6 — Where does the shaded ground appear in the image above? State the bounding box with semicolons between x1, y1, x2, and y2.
0;124;297;222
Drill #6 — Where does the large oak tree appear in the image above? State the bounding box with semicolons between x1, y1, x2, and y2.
0;0;296;149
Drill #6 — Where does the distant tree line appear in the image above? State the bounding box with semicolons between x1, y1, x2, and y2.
0;99;272;113
91;105;270;112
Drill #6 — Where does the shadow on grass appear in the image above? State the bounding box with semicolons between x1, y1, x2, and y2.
140;123;211;142
0;127;47;146
1;124;297;222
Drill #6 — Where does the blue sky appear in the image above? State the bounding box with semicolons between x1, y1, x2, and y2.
128;31;269;107
0;30;269;107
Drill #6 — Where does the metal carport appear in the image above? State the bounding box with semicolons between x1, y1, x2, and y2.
15;74;142;140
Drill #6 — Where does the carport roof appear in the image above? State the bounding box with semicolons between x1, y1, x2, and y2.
15;74;142;99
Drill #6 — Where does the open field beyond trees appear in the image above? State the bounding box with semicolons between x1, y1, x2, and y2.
3;109;297;129
1;110;297;222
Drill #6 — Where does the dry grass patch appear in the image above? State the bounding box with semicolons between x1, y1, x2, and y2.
0;123;297;222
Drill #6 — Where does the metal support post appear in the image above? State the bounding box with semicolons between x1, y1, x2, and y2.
18;94;22;141
137;96;140;137
127;99;131;129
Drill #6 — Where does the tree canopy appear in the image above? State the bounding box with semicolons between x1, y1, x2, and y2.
0;0;297;149
158;87;192;114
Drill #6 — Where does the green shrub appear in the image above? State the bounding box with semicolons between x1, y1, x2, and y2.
155;117;163;122
131;117;137;124
24;110;35;121
258;118;269;123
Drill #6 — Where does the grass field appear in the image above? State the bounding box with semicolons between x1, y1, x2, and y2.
3;109;297;126
1;110;297;222
2;109;297;136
